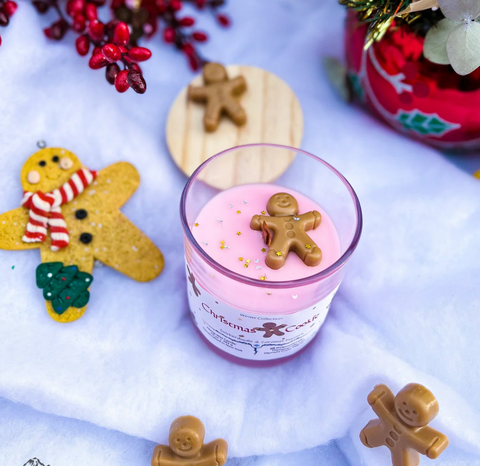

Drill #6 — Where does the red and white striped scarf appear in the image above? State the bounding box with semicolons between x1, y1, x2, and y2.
21;168;97;251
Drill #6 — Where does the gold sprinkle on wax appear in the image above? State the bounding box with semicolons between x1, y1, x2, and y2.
276;251;282;256
261;248;266;253
305;244;312;249
261;211;266;214
238;257;243;261
236;210;241;214
220;245;225;250
194;223;199;227
220;241;225;244
246;259;251;263
244;263;249;268
260;275;266;281
236;231;241;236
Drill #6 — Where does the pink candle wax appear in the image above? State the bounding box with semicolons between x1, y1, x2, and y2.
184;184;345;361
192;184;341;282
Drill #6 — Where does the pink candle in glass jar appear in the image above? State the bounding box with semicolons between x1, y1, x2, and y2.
181;144;362;362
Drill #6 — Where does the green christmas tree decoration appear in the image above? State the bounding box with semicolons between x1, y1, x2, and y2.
36;263;94;315
36;262;63;288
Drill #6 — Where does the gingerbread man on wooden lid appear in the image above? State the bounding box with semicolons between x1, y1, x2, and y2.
151;416;228;466
188;62;247;132
360;383;449;466
250;192;322;270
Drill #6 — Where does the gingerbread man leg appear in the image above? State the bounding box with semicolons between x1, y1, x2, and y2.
204;100;223;132
304;246;322;267
391;447;421;466
292;236;322;267
360;420;385;449
223;99;247;127
266;242;289;270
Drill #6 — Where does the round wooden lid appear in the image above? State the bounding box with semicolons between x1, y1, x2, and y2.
166;65;304;190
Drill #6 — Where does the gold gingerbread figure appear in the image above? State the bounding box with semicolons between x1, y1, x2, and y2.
188;62;247;132
0;147;164;323
151;416;228;466
250;192;322;270
360;383;449;466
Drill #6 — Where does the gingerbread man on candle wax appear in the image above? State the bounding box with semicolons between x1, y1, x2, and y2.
250;192;322;270
360;383;449;466
151;416;228;466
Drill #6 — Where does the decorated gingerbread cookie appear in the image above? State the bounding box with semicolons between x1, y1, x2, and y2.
0;147;164;323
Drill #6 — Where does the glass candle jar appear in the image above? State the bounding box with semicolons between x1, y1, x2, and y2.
180;144;362;362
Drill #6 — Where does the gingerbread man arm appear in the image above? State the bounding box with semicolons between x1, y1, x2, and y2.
188;85;211;102
201;439;228;466
95;162;140;210
0;207;40;250
412;427;449;459
299;211;322;231
367;384;395;418
225;76;247;96
151;445;178;466
250;215;266;231
93;211;164;282
214;438;228;465
222;99;247;127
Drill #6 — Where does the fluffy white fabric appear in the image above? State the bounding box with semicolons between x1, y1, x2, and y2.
1;0;480;465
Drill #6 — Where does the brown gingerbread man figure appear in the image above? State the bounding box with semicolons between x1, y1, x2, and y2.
187;265;201;297
360;383;449;466
254;322;287;338
151;416;228;466
188;62;247;132
250;192;322;270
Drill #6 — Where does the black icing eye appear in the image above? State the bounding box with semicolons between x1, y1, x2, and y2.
75;209;88;220
52;155;60;163
80;233;93;244
38;160;47;167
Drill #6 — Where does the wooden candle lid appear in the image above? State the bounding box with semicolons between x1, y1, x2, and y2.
166;65;304;190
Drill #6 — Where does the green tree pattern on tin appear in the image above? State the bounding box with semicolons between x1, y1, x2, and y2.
36;262;93;315
397;110;459;136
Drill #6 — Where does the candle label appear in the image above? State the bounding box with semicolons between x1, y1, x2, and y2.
186;265;338;360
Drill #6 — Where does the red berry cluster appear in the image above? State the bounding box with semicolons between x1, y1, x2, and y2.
32;0;151;93
0;0;17;46
112;0;230;71
31;0;230;94
86;21;151;94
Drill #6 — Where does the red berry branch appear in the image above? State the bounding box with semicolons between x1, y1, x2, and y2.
0;0;17;46
30;0;230;94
